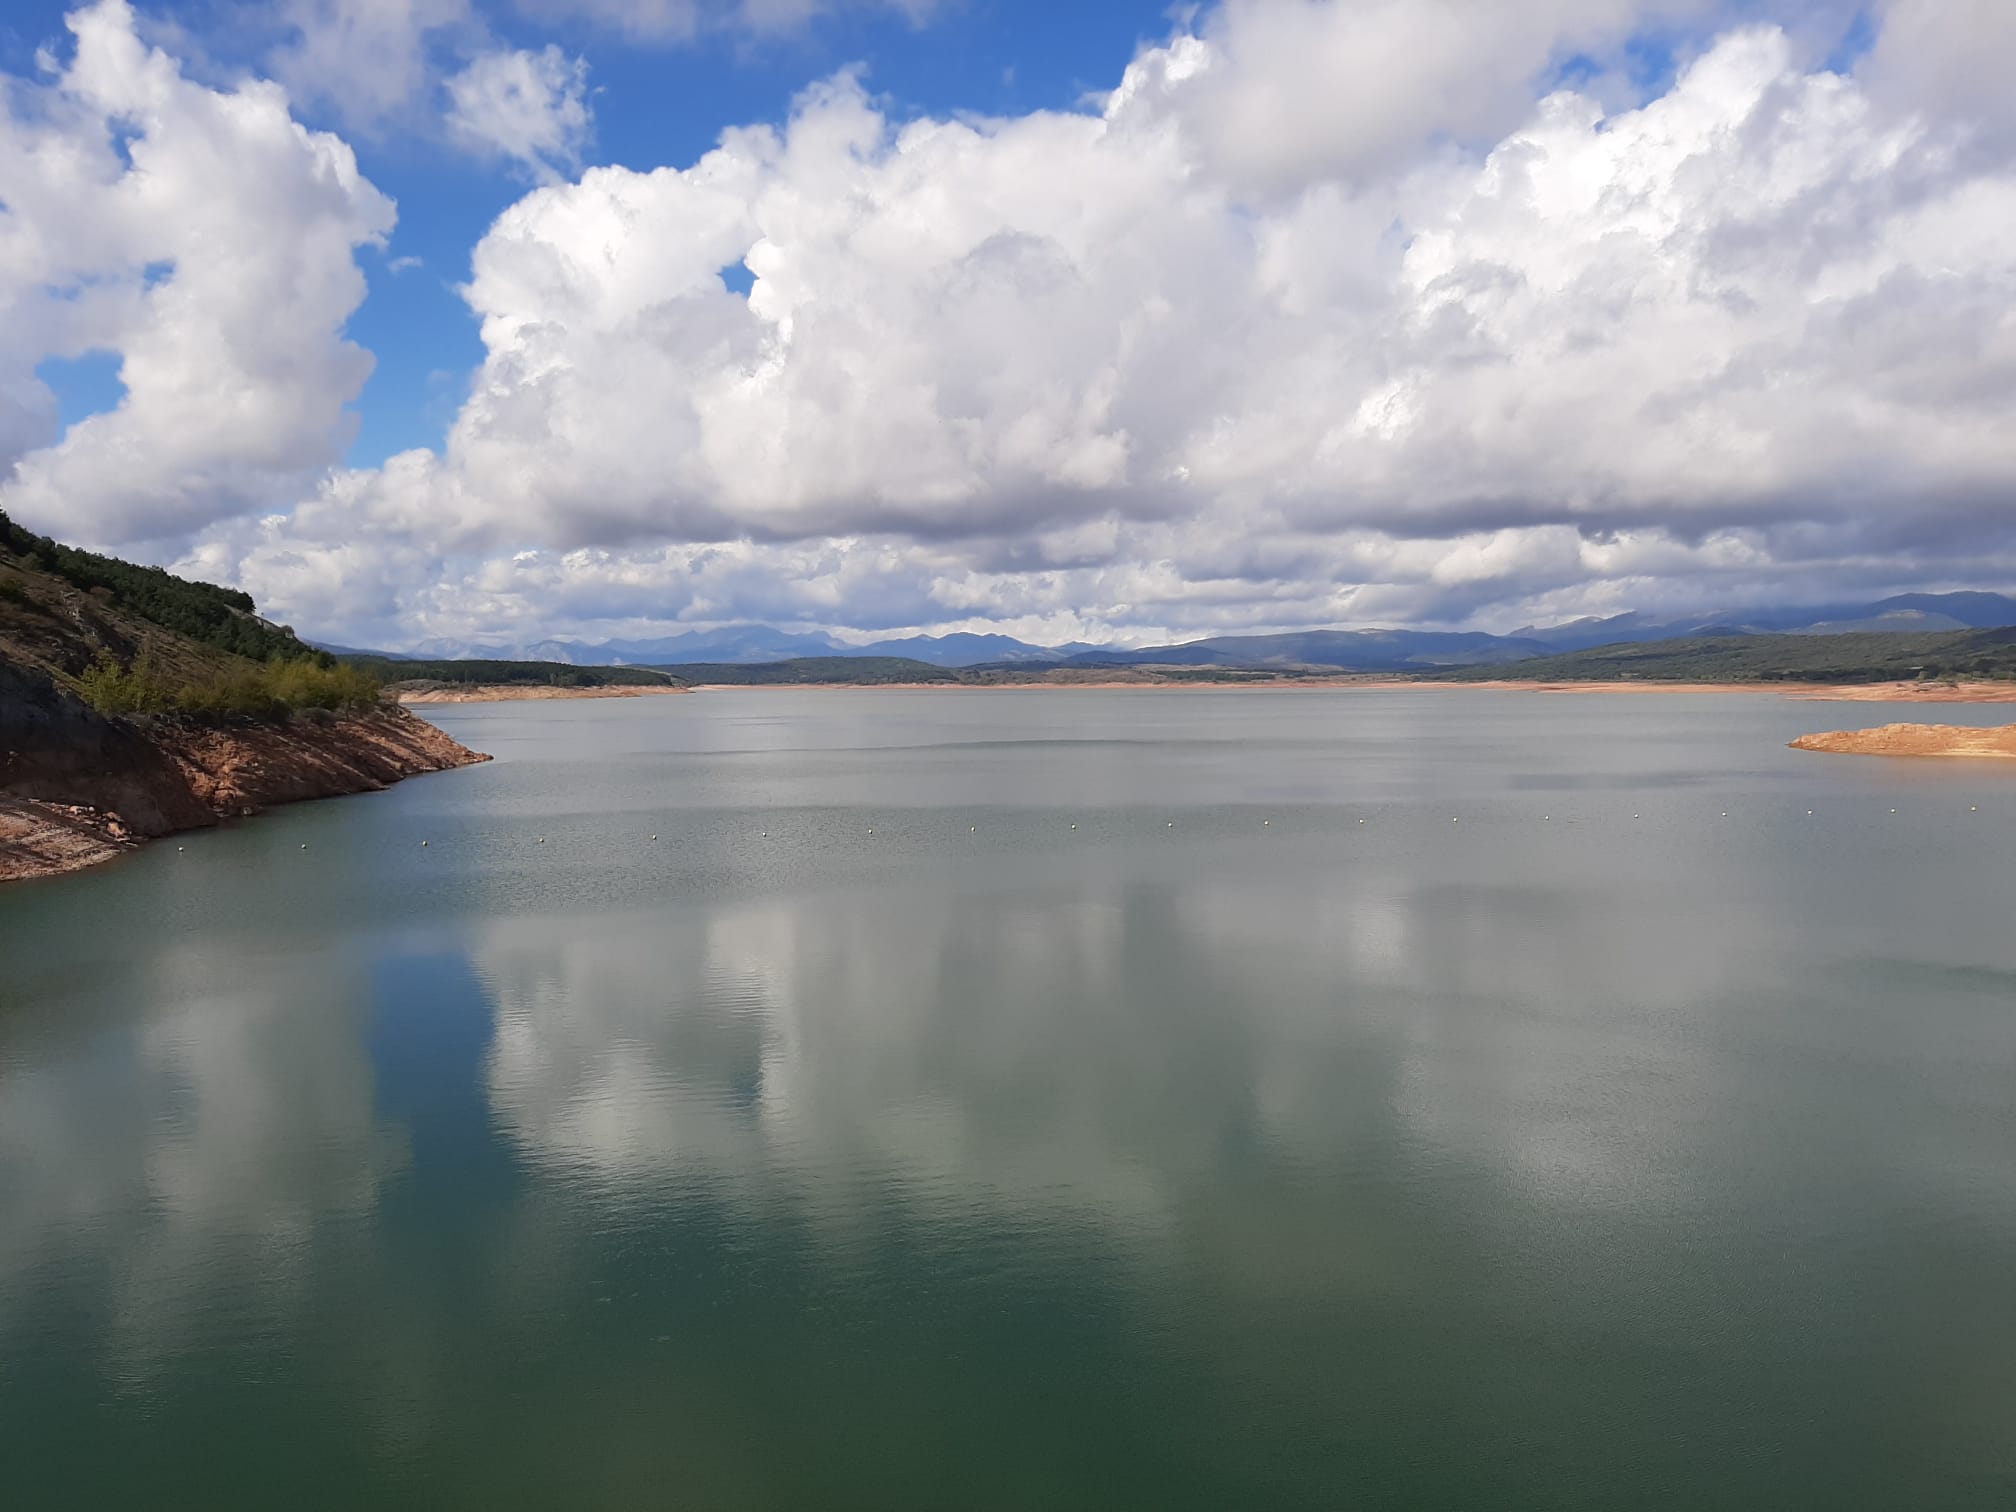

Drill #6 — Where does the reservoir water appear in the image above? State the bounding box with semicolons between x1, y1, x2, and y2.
3;688;2014;1509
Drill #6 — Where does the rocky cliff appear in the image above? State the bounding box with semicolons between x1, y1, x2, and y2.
1;660;488;883
0;524;488;884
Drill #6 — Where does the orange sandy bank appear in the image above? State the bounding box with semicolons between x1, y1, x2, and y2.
396;683;687;704
1790;723;2016;759
682;677;2016;700
1417;679;2016;701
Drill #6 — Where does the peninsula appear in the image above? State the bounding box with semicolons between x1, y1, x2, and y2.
0;514;487;884
1790;723;2016;759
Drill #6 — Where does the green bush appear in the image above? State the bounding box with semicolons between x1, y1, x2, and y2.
75;653;176;716
72;652;383;721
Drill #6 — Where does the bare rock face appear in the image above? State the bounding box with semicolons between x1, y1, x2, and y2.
0;662;215;835
1;660;489;883
160;706;489;813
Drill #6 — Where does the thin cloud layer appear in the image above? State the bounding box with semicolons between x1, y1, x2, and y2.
6;0;2015;646
443;43;592;178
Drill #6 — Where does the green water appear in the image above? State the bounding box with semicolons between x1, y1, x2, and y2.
3;689;2014;1509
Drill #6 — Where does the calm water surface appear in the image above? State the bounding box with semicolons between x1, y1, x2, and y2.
3;689;2014;1509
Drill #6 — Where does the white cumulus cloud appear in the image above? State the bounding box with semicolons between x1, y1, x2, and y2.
0;0;394;546
10;0;2016;646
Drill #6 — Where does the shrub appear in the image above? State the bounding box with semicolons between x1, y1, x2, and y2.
75;653;175;716
71;653;383;722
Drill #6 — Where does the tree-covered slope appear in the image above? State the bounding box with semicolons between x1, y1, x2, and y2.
0;514;376;718
0;508;317;663
1435;629;2016;683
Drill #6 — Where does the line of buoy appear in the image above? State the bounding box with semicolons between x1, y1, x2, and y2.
376;802;1993;857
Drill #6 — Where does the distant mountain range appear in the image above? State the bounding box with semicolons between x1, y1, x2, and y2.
1054;628;1552;671
1509;592;2016;649
368;626;1106;667
325;591;2016;673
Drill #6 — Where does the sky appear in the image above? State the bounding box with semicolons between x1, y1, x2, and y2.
1;0;2012;652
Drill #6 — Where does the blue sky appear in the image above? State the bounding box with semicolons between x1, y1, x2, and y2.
1;0;2011;651
6;0;1179;469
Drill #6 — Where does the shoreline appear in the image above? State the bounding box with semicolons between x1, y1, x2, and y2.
674;677;2016;702
395;683;686;704
1;704;489;886
1791;722;2016;759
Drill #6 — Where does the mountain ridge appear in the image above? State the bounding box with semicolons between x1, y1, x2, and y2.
339;592;2016;672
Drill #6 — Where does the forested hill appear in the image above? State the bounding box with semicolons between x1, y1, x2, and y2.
0;508;315;664
346;657;675;688
0;513;379;718
1434;628;2016;683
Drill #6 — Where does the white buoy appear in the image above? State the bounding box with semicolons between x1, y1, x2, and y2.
301;843;308;849
649;834;657;841
421;840;429;847
1262;819;1270;825
971;825;977;832
537;836;545;843
868;828;874;835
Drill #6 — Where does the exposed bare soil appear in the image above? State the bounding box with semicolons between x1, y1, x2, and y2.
1790;722;2016;759
395;683;686;704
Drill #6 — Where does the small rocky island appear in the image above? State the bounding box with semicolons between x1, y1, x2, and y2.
1791;722;2016;759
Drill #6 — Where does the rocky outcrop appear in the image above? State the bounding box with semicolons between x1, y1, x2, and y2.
1;661;489;883
156;705;488;814
0;662;215;835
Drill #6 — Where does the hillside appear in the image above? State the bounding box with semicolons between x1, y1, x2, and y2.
1434;628;2016;684
0;511;320;665
346;656;677;690
0;517;487;884
658;656;960;685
